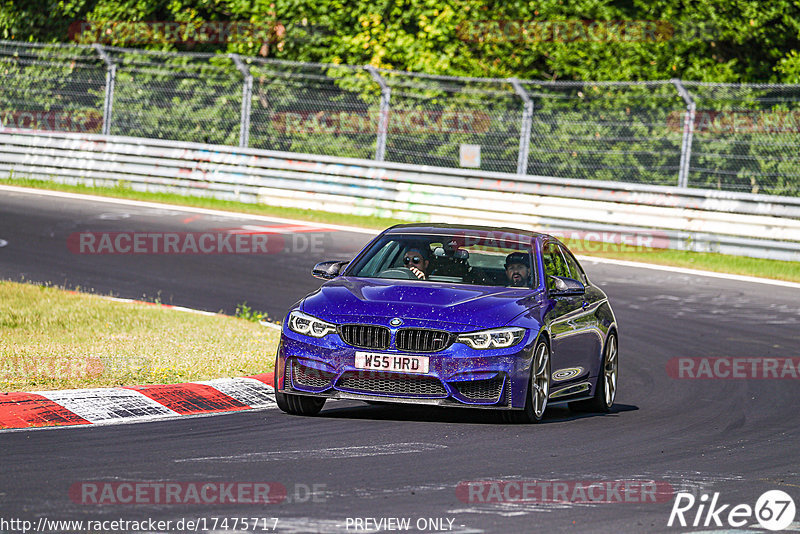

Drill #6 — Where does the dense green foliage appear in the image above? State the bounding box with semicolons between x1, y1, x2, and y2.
2;0;800;83
1;1;798;195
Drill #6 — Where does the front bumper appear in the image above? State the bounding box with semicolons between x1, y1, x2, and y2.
276;329;536;410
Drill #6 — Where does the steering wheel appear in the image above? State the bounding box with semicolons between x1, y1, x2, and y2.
377;267;417;279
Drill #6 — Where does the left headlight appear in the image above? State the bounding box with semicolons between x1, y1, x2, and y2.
456;327;526;349
286;310;337;338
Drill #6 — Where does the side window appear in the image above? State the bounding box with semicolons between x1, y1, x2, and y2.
553;246;570;278
559;245;587;284
542;242;565;290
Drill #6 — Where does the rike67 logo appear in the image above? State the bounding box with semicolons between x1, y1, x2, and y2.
668;490;796;531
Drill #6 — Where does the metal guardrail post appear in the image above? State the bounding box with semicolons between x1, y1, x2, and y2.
672;78;696;188
230;54;253;148
366;66;391;162
509;78;533;176
93;44;115;136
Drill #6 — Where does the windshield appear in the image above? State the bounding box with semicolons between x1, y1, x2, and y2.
346;233;537;288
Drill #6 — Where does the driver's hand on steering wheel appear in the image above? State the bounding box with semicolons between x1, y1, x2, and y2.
409;266;426;280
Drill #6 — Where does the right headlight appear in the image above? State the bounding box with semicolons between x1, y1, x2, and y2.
286;310;336;338
456;327;526;349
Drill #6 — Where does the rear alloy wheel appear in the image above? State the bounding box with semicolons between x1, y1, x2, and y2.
275;390;326;416
503;338;550;424
570;332;617;413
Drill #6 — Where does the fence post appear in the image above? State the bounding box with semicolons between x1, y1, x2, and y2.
366;66;391;162
93;44;115;136
230;54;253;148
672;78;695;188
509;78;533;176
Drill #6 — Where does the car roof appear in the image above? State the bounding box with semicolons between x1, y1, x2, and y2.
383;223;550;243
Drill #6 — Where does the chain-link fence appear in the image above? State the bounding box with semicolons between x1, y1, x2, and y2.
521;81;687;187
1;40;799;196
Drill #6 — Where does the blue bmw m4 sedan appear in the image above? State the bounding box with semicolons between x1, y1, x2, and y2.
275;224;618;423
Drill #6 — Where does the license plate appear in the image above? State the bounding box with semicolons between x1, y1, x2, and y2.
354;352;430;374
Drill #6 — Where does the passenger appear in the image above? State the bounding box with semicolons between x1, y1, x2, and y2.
403;247;430;280
505;251;531;287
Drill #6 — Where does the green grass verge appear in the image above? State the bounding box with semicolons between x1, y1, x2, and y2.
0;281;279;392
566;242;800;283
2;176;799;283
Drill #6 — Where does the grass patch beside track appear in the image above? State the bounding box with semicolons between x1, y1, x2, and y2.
0;281;279;392
572;244;800;283
2;177;799;283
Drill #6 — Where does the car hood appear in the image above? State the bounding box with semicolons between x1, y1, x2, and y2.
300;277;542;329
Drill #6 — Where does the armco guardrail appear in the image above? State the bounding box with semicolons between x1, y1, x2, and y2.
1;130;798;261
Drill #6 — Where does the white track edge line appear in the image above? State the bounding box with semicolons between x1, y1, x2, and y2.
2;184;797;288
0;184;377;235
576;255;800;289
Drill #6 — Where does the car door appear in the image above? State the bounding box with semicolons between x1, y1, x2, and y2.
543;241;595;382
559;244;603;375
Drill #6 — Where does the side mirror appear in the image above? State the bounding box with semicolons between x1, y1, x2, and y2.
312;261;350;280
549;276;585;296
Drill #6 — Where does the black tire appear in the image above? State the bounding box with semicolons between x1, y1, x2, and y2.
570;332;618;413
502;337;551;424
275;390;326;416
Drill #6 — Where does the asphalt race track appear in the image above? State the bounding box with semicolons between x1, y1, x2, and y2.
1;186;799;533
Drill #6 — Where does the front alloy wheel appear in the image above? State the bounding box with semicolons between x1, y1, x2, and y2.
503;338;550;424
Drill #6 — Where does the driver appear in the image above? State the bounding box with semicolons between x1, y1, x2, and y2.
505;252;531;287
403;247;430;280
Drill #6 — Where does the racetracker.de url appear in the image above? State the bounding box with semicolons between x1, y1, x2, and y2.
0;516;280;533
